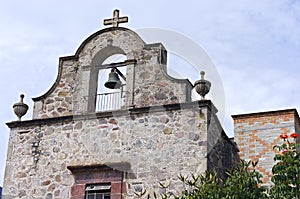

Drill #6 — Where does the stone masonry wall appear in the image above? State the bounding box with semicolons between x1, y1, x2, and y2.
133;46;192;108
4;102;210;199
32;59;77;119
207;112;240;179
232;109;299;185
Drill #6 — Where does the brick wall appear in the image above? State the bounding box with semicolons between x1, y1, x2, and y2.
232;109;300;185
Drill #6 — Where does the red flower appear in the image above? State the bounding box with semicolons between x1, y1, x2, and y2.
280;134;288;139
290;133;299;139
280;162;285;165
282;150;289;154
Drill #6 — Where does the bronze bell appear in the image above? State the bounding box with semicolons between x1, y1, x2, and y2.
104;69;122;89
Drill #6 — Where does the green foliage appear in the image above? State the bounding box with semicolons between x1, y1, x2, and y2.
222;160;267;199
175;172;224;199
139;133;300;199
269;134;300;199
139;161;266;199
173;161;267;199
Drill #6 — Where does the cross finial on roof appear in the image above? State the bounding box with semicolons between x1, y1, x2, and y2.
103;9;128;27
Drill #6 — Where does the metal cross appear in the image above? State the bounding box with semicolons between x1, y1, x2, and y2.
103;9;128;27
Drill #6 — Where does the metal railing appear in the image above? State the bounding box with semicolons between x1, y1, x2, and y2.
96;92;124;112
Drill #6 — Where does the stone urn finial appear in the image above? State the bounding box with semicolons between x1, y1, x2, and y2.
194;71;211;100
13;94;29;121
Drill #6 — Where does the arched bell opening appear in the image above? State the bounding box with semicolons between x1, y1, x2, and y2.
96;54;127;111
88;46;128;112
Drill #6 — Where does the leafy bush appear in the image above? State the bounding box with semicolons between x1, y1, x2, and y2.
137;161;267;199
136;133;299;198
174;160;267;199
269;133;300;199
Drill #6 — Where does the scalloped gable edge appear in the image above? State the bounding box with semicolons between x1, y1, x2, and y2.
32;27;146;102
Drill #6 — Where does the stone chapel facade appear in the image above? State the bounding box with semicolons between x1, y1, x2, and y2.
3;10;239;199
4;9;300;199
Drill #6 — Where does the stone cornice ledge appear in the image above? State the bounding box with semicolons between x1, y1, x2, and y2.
67;162;131;173
6;100;217;129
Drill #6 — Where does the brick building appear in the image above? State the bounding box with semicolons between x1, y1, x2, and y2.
232;109;300;185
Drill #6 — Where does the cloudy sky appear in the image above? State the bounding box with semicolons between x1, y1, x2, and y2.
0;0;300;186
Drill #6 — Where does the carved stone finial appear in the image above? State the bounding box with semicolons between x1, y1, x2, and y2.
194;71;211;100
13;94;29;121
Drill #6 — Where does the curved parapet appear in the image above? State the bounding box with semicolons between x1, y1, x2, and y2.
32;27;192;119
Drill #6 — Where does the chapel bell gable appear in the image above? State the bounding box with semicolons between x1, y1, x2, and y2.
32;10;193;119
5;10;242;199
